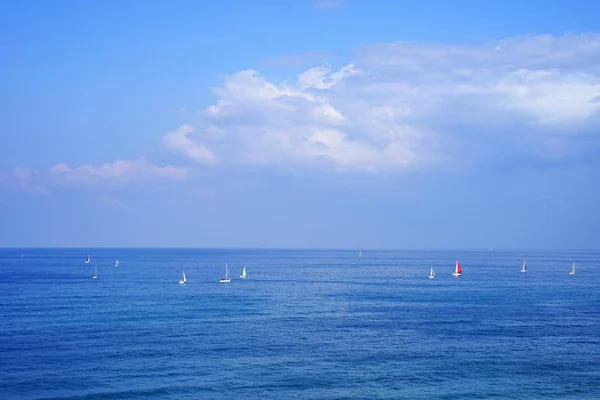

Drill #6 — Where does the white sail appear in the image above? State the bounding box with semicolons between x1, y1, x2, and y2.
220;263;231;283
179;271;186;285
569;262;575;275
240;267;247;278
115;259;119;267
521;260;527;273
85;255;91;264
92;265;97;279
428;266;435;279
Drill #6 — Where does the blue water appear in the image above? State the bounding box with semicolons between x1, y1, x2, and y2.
1;248;599;399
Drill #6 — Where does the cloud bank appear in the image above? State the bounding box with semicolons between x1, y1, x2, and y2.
3;33;600;193
163;33;600;173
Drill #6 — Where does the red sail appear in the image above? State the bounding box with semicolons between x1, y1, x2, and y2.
456;261;462;274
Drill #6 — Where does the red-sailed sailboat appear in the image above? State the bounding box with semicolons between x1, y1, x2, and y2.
452;260;462;276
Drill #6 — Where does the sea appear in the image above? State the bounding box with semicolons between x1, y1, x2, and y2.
0;248;599;399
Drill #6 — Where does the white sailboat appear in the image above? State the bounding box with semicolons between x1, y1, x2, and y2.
114;259;120;267
220;263;231;283
452;260;462;276
92;265;97;279
179;271;186;285
240;266;247;279
569;262;576;275
359;250;362;258
428;266;435;279
521;260;527;273
85;254;91;264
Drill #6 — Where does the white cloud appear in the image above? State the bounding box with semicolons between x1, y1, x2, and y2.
297;64;360;89
492;69;600;125
355;33;600;128
1;159;188;193
189;33;600;171
195;64;424;172
162;124;217;164
48;159;188;185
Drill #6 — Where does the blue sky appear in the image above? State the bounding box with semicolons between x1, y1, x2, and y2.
1;0;600;248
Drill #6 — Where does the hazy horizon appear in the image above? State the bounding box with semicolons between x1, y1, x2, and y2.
4;246;599;252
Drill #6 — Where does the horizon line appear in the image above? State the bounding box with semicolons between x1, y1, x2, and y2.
1;246;598;252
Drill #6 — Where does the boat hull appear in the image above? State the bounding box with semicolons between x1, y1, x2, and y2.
219;279;231;283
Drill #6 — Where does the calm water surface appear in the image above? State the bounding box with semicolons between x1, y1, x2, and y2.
1;248;599;399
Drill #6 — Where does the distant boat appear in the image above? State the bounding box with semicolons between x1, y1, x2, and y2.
92;265;97;279
521;260;527;273
452;260;462;276
359;250;362;258
428;266;435;279
114;259;120;267
569;262;576;276
240;266;247;279
179;271;186;285
85;254;91;264
220;263;231;283
21;252;24;258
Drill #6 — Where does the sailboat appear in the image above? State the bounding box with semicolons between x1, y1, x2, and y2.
452;260;462;276
114;259;120;267
220;263;231;283
179;271;186;285
428;266;435;279
569;262;576;275
240;267;247;279
85;254;91;264
359;250;362;258
92;265;97;279
521;260;527;273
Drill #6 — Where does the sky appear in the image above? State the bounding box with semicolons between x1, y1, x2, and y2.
1;0;600;249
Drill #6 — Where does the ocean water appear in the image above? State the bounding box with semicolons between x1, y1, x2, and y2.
1;248;599;400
